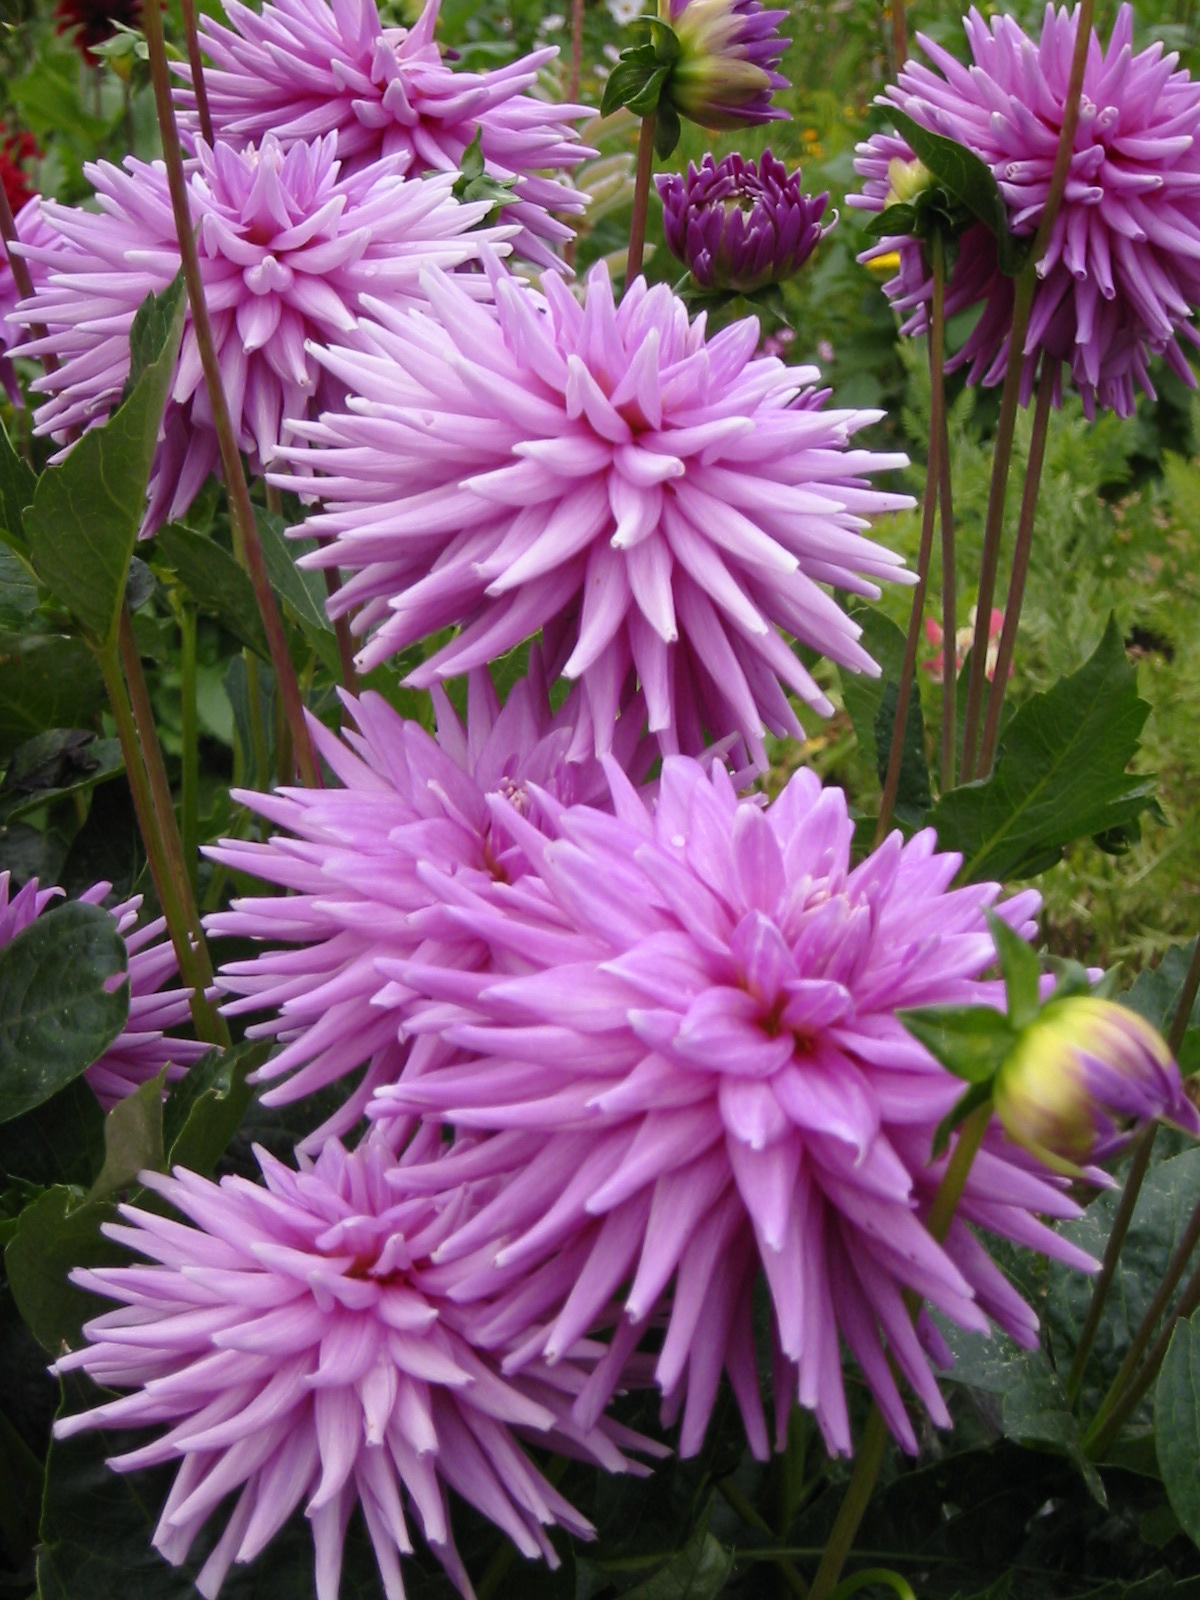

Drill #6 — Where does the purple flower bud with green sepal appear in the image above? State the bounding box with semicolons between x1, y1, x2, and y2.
662;0;790;130
658;151;832;292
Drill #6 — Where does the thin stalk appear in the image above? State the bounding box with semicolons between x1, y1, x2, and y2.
180;600;199;901
938;394;957;792
141;0;318;786
718;1476;808;1598
978;358;1057;774
0;184;56;365
808;1105;992;1600
569;0;585;103
626;112;656;283
1087;1259;1200;1457
180;0;213;145
890;0;908;71
1066;936;1200;1404
99;640;225;1046
875;230;947;845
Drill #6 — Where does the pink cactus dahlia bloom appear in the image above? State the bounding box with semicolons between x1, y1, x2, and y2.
53;1132;659;1600
0;196;60;405
850;4;1200;418
374;760;1096;1459
287;258;913;769
206;656;652;1153
0;872;206;1109
12;134;507;533
177;0;593;270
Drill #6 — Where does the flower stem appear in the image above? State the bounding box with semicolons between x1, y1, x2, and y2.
569;0;585;104
890;0;909;71
1066;937;1200;1404
179;599;199;900
875;229;947;845
180;0;213;145
938;396;957;792
0;184;55;365
141;0;318;787
977;358;1057;775
1087;1256;1200;1458
808;1104;992;1600
100;629;227;1047
627;113;656;284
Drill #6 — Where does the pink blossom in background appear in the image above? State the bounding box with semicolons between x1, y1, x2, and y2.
373;759;1096;1458
12;134;507;532
922;606;1009;684
54;1132;661;1600
176;0;593;270
286;256;914;769
0;872;206;1109
850;4;1200;417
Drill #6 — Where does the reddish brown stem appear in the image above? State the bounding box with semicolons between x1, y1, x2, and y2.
180;0;214;146
0;183;55;367
626;113;656;284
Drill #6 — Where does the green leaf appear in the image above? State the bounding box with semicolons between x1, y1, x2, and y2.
899;1003;1015;1084
1126;939;1200;1071
0;902;130;1125
888;108;1030;275
123;273;185;400
1156;1310;1200;1549
654;98;682;160
986;909;1041;1029
0;544;42;631
0;731;124;826
86;1073;166;1204
601;45;664;117
624;1511;734;1599
0;420;37;548
26;281;186;650
0;1078;105;1190
153;525;270;660
864;203;917;239
5;1188;122;1352
842;608;932;829
928;617;1155;883
254;510;339;671
0;638;106;763
163;1041;267;1176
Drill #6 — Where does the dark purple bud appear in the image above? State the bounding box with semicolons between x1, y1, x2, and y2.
657;150;832;293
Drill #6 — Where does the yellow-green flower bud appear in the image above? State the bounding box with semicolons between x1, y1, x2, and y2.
885;157;933;209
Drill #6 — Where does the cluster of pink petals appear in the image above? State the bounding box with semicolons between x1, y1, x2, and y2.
370;759;1096;1458
0;872;206;1110
11;134;506;532
205;656;652;1152
286;257;914;768
54;1132;659;1600
0;196;60;405
851;5;1200;418
177;0;593;270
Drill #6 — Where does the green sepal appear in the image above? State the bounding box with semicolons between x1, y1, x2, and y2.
986;909;1042;1031
931;1078;995;1160
899;1002;1016;1085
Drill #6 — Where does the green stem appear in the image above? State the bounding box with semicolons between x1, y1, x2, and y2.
141;0;317;787
808;1105;992;1600
717;1477;809;1597
626;113;656;284
180;600;199;901
99;637;225;1047
875;229;947;845
937;393;956;793
977;358;1057;775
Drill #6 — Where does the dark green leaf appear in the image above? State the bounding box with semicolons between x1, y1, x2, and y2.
888;108;1030;275
0;545;42;631
0;732;124;826
26;283;186;650
627;63;671;117
986;909;1042;1029
254;511;338;668
654;99;682;160
1156;1310;1200;1549
125;557;157;614
223;654;275;790
601;46;663;117
928;617;1155;883
842;610;932;828
86;1073;166;1204
864;203;917;239
0;639;106;763
624;1510;733;1599
874;679;932;829
0;423;37;549
1126;940;1200;1054
0;1078;105;1190
60;778;145;904
123;274;185;400
153;525;270;660
0;902;130;1125
163;1041;267;1176
5;1188;122;1352
899;1003;1015;1084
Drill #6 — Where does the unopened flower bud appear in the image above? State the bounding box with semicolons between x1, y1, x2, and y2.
884;156;932;208
995;996;1199;1176
660;0;790;130
657;150;831;293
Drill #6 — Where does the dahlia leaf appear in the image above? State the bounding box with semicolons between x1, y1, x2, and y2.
25;282;186;651
842;607;932;829
162;1040;269;1177
899;1003;1014;1085
0;640;106;764
0;1078;105;1191
86;1070;166;1203
863;203;917;239
0;545;41;632
255;511;339;673
153;525;271;662
0;418;36;549
4;1189;122;1353
0;731;123;827
888;109;1030;276
1155;1310;1200;1550
1125;938;1200;1068
929;616;1155;884
625;1505;733;1599
0;901;129;1125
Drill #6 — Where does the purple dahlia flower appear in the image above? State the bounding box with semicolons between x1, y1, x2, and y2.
662;0;790;131
53;1132;660;1599
205;656;652;1152
286;257;913;769
0;872;207;1110
372;760;1096;1459
176;0;593;271
0;196;60;405
658;150;831;292
850;4;1200;418
11;134;507;533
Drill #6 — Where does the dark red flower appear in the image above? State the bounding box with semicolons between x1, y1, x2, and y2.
54;0;141;56
0;127;40;215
